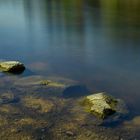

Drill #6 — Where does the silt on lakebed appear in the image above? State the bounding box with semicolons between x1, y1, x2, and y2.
0;67;139;140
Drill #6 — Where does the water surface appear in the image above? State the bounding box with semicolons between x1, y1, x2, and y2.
0;0;140;139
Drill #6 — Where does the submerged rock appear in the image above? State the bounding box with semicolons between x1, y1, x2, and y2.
0;61;25;73
22;96;54;113
14;76;66;88
40;80;65;88
0;93;19;104
123;116;140;128
82;92;128;119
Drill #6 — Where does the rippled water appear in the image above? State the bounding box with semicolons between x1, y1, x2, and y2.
0;0;140;139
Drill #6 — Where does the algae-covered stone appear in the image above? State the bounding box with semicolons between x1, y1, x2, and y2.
82;92;127;119
0;61;25;73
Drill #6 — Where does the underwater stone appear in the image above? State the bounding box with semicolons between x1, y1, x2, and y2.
22;96;54;113
123;116;140;128
40;80;65;88
0;93;19;104
82;92;128;119
0;61;25;73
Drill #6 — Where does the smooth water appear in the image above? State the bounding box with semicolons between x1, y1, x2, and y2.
0;0;140;139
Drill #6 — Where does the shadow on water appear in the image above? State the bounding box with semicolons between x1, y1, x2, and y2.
62;85;90;98
21;68;36;76
0;68;35;76
100;115;128;128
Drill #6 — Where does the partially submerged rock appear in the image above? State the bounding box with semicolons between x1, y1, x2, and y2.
82;92;128;119
0;61;25;73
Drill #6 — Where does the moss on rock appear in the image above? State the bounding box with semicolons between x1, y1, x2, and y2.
82;92;127;119
0;61;25;73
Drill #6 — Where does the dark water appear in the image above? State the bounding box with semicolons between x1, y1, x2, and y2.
0;0;140;139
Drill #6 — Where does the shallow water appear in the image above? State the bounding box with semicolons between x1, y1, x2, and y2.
0;0;140;139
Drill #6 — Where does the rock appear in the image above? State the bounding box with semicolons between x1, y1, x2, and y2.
0;61;25;73
82;92;128;119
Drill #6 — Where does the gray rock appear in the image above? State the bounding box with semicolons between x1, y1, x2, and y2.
82;92;128;119
0;61;25;73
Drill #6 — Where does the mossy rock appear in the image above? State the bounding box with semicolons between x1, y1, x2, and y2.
82;92;128;119
0;61;25;74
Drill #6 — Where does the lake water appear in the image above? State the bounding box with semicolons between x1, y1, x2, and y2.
0;0;140;139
